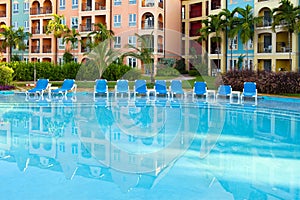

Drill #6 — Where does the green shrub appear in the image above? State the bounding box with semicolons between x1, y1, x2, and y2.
217;70;300;94
122;68;142;81
102;63;132;81
0;63;14;85
156;66;180;76
188;69;200;76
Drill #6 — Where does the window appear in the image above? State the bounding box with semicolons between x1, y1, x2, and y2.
59;0;66;9
72;144;78;155
24;21;29;32
114;0;122;6
129;14;136;27
243;39;253;49
24;2;29;12
13;22;18;30
230;36;238;49
114;15;121;27
114;36;121;48
60;17;66;25
72;0;78;9
58;38;65;49
128;35;136;47
129;0;136;4
13;3;19;14
127;57;137;68
59;143;65;152
71;17;78;29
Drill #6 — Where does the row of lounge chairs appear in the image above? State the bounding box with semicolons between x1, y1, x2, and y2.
25;79;258;104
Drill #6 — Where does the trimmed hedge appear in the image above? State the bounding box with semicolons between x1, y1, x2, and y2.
216;70;300;94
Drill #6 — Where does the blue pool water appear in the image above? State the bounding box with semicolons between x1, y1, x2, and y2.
0;93;299;199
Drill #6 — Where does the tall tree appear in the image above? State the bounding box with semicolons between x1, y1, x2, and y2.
123;33;155;83
0;25;30;62
235;5;261;70
219;8;240;70
63;28;81;59
197;14;226;74
87;23;114;49
272;0;300;70
46;14;69;63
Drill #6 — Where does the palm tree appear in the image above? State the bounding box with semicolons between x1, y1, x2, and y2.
123;33;155;83
14;27;32;60
235;5;261;70
46;14;69;63
197;14;226;74
219;8;240;70
272;0;300;70
85;39;120;79
63;28;81;59
87;23;114;49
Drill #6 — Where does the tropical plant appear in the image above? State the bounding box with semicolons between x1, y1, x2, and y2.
46;14;69;63
0;25;30;62
219;8;240;70
87;23;114;49
83;39;120;79
272;0;300;69
123;33;155;83
63;28;80;54
197;14;226;73
235;5;262;69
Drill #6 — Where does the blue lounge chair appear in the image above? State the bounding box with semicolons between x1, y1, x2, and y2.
216;85;232;101
154;80;168;99
115;79;130;98
241;82;258;105
94;79;109;101
169;80;184;99
25;79;50;98
134;80;149;98
50;79;77;97
192;81;207;101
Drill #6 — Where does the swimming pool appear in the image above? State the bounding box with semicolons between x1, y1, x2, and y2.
0;93;299;199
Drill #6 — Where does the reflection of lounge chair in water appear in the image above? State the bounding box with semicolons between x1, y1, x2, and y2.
94;79;109;101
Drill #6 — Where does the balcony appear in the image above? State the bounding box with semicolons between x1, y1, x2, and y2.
142;20;154;29
31;46;40;53
82;3;92;11
189;28;200;37
0;11;5;17
158;21;163;30
32;27;41;34
276;42;292;53
158;44;163;53
257;19;272;28
0;47;6;53
158;2;163;9
211;47;221;54
81;46;90;53
80;24;93;32
43;45;52;53
258;42;272;53
95;2;106;10
30;7;52;15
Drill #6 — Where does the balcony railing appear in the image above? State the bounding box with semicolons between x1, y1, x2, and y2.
95;2;106;10
82;3;92;11
211;47;221;54
31;27;41;34
143;2;154;7
158;21;163;30
80;24;93;32
276;42;292;53
158;44;163;53
257;19;272;28
211;2;221;10
258;42;272;53
30;7;52;15
43;45;52;53
31;46;40;53
0;11;6;17
142;20;154;29
81;46;90;53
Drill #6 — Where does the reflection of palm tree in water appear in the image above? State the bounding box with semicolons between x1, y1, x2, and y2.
129;106;152;128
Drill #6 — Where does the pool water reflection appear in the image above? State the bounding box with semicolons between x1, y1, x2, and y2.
0;93;299;199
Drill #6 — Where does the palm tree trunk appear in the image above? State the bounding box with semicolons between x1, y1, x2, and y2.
230;40;233;70
288;31;292;70
246;44;249;70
